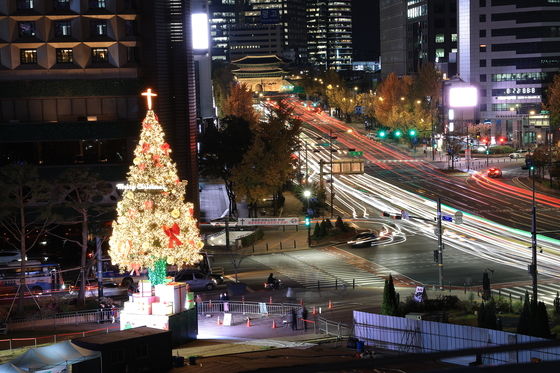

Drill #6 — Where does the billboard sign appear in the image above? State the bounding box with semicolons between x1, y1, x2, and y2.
238;217;300;226
449;86;478;108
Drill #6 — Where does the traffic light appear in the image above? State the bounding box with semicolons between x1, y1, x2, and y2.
394;130;402;138
378;130;387;138
305;216;311;227
499;137;506;144
408;129;417;137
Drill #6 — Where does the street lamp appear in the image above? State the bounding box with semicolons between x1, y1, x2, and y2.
303;190;312;246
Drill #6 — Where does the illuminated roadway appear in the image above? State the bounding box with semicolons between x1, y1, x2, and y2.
286;99;560;292
214;99;560;304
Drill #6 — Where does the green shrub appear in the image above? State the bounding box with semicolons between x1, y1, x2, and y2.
238;228;264;247
489;145;515;154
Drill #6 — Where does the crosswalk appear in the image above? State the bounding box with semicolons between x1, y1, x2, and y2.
491;282;560;305
251;251;386;289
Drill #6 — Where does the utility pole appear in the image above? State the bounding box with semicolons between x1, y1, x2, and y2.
305;140;309;184
437;197;444;290
531;167;538;302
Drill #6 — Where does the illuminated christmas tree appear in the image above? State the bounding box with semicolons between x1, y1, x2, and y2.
109;89;203;284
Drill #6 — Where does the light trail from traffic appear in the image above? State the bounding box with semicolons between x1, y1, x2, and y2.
299;122;560;282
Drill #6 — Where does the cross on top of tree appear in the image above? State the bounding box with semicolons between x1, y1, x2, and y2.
141;88;158;110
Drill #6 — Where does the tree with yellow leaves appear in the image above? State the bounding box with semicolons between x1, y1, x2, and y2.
545;73;560;146
109;89;204;285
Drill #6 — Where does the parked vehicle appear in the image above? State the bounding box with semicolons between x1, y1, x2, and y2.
0;251;21;264
174;269;217;291
0;261;63;294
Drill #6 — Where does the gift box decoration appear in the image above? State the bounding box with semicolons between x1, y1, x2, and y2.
151;302;174;316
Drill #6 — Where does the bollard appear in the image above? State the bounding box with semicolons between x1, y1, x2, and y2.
353;279;355;289
335;279;338;289
35;338;37;348
293;240;296;248
9;339;11;352
317;280;320;291
280;242;283;250
266;243;269;251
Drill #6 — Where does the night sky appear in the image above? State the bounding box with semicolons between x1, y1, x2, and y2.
352;0;380;61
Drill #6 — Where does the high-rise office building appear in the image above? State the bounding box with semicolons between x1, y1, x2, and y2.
458;0;560;145
0;0;200;213
380;0;457;77
208;0;238;61
307;0;353;71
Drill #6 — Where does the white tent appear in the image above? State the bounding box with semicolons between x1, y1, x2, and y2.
0;363;25;373
11;340;100;372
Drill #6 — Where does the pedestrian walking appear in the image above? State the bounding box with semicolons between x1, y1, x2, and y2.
301;307;308;331
291;308;297;330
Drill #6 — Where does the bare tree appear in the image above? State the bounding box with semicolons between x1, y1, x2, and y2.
0;164;56;313
51;169;112;304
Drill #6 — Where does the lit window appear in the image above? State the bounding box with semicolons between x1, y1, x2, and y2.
436;49;445;58
91;48;108;63
93;21;107;36
17;0;34;10
90;0;106;8
54;0;70;10
451;34;457;42
55;21;71;37
20;49;37;64
18;22;36;37
56;49;73;63
435;34;445;43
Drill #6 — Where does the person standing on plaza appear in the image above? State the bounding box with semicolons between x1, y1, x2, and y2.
291;308;297;330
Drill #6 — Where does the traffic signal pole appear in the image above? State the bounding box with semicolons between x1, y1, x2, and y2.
531;168;538;302
437;197;444;290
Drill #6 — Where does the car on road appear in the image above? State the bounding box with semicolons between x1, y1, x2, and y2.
174;269;217;291
487;168;502;178
509;150;528;159
347;232;378;248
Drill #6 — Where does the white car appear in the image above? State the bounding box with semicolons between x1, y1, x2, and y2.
509;150;528;159
0;251;21;264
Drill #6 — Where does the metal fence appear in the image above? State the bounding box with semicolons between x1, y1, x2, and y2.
197;300;301;316
353;311;560;365
317;316;351;338
8;309;118;330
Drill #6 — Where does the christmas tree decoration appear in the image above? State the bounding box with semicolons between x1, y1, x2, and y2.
109;89;204;279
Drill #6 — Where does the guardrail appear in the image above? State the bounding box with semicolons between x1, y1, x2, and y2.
8;309;118;330
197;300;301;316
317;316;351;338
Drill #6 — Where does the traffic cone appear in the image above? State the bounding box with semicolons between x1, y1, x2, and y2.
246;318;252;327
216;316;222;325
328;300;333;309
312;306;317;315
272;319;277;329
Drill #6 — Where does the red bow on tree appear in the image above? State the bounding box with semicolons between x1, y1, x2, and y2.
163;223;183;248
141;142;151;153
161;143;171;155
